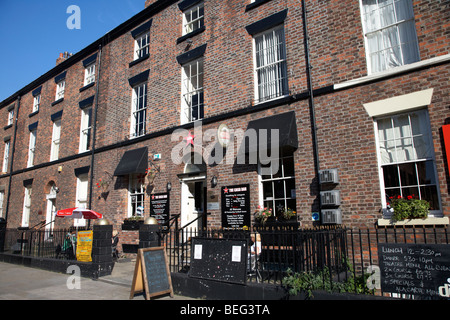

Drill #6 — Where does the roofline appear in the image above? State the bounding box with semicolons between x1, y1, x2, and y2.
0;0;177;109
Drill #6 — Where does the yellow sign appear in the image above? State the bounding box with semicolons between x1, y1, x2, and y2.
76;230;93;262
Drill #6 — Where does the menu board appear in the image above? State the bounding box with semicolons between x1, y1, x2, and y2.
221;184;250;229
150;192;170;227
189;238;247;284
378;243;450;298
130;247;173;300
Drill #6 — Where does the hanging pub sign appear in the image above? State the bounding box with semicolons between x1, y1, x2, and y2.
150;192;170;228
221;184;250;229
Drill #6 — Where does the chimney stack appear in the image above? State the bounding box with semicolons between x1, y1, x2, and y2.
145;0;158;8
56;51;73;65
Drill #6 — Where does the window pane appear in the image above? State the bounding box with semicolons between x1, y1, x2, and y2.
263;201;273;212
286;199;296;211
398;162;417;186
273;180;285;198
385;188;401;200
262;181;273;199
401;186;419;199
420;185;439;210
417;160;436;185
275;200;286;216
285;179;296;198
383;164;399;188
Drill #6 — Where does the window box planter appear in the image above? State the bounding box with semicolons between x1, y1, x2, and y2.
254;219;299;231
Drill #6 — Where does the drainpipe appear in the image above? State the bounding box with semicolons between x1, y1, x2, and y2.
88;45;102;213
301;0;322;214
4;95;21;223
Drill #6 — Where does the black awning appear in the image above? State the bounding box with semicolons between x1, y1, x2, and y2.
114;147;148;176
243;111;298;154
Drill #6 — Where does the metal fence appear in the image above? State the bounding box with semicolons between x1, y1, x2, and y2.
162;226;450;298
1;228;90;260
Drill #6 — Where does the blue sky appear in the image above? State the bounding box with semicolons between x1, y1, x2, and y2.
0;0;146;102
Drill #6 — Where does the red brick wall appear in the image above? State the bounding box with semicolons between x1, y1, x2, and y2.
0;0;448;234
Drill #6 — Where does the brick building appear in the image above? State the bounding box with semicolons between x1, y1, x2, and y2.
0;0;448;252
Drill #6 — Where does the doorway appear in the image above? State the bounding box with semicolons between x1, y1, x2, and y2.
45;195;56;240
181;179;205;232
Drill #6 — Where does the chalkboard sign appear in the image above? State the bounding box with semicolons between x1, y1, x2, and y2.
378;243;450;298
221;184;250;229
130;247;173;300
189;238;248;284
150;192;170;228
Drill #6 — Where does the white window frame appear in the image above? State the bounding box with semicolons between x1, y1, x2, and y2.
55;81;65;100
27;129;37;168
74;174;89;227
33;95;40;113
79;107;92;153
374;109;442;217
359;0;420;74
134;32;150;61
258;153;296;218
130;83;147;138
182;2;204;36
181;58;204;124
84;63;96;86
253;25;289;104
22;186;32;228
50;119;61;161
0;190;4;219
2;140;10;173
128;174;145;218
7;109;14;126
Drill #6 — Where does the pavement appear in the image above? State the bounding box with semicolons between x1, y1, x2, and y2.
0;259;196;300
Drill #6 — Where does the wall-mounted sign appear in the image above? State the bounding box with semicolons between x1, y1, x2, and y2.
217;123;231;148
221;184;250;229
150;192;170;227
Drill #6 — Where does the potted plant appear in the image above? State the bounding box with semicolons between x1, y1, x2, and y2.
122;215;145;230
279;208;297;221
254;206;273;225
145;166;160;185
388;195;429;222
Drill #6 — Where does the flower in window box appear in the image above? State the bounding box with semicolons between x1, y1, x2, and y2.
388;195;429;221
254;205;273;224
280;208;297;221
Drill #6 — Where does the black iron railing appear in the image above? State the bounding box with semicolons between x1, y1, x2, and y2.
1;227;91;260
162;225;450;298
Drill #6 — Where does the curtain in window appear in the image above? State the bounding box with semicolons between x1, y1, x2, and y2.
377;110;433;165
255;27;288;102
362;0;419;72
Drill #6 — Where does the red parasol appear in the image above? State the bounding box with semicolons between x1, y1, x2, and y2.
56;207;103;219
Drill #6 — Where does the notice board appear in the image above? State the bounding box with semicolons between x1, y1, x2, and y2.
221;184;250;229
150;192;170;227
378;243;450;298
130;247;173;300
189;238;247;284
